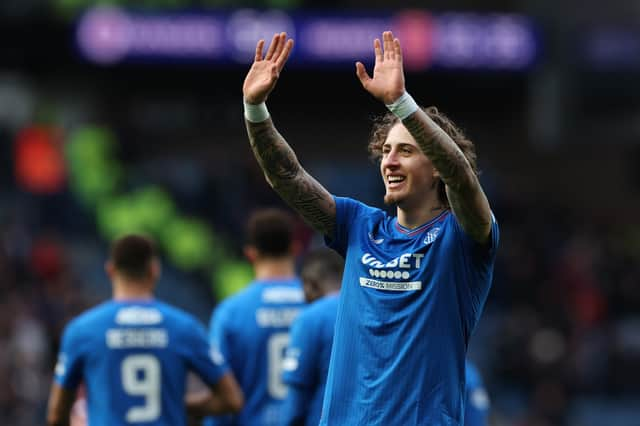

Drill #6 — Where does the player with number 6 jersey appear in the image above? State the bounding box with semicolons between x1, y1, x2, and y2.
46;235;244;426
206;208;305;426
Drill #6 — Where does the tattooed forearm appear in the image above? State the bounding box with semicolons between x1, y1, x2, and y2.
401;115;474;192
246;119;336;236
402;112;491;243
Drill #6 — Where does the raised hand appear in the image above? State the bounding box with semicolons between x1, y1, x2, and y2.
355;31;405;105
243;32;294;105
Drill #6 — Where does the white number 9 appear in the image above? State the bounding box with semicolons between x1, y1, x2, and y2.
121;354;161;422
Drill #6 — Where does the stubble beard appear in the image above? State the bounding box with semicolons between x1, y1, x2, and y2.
383;191;400;206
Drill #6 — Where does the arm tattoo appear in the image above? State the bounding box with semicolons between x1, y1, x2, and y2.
246;118;336;236
402;113;491;243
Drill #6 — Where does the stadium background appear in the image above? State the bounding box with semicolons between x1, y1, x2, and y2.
0;0;639;425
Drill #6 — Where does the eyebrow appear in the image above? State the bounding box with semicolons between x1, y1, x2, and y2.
382;142;416;150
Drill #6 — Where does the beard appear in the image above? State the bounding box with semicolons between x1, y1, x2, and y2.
383;191;401;206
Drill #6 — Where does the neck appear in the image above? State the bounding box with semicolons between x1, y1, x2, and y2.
113;279;154;301
396;202;447;229
254;257;296;280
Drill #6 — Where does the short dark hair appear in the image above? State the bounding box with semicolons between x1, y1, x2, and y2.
301;248;344;290
245;208;294;257
368;106;478;206
110;234;157;280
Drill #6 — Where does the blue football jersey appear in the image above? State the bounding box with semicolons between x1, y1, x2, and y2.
54;299;228;426
320;197;499;426
464;361;490;426
206;278;304;426
281;293;339;426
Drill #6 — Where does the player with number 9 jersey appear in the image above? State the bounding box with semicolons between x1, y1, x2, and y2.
54;300;228;426
47;235;243;426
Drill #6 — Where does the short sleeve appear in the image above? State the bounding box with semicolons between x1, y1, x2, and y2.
282;311;319;387
54;322;84;390
450;212;500;336
451;211;500;260
209;303;231;366
185;318;228;386
465;363;490;426
324;196;367;257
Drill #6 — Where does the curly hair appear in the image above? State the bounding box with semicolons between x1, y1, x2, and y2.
368;106;478;206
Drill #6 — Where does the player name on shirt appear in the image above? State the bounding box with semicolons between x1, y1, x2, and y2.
253;286;304;328
106;328;169;349
255;308;301;328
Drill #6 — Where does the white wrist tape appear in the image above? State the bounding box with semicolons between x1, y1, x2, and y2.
243;100;270;123
385;91;419;120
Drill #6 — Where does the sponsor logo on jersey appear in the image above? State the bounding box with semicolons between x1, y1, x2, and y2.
368;232;384;244
262;287;305;303
115;306;163;325
361;252;425;269
210;345;225;366
282;348;301;372
55;353;67;376
359;277;422;291
423;226;441;245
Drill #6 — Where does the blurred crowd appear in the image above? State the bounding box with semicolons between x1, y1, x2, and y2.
0;204;92;425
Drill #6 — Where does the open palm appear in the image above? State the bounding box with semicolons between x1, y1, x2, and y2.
243;32;293;105
355;31;406;105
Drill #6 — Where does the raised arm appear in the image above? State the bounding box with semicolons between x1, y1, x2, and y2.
243;33;336;237
355;31;492;243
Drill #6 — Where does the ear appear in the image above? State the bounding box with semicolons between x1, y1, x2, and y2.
433;168;441;180
150;258;161;281
105;261;115;280
244;245;258;263
290;239;303;257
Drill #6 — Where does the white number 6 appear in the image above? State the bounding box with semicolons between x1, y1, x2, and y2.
267;332;289;399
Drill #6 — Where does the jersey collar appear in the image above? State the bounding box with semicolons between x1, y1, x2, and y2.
394;210;450;236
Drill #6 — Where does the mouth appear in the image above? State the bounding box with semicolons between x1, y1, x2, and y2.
386;175;406;189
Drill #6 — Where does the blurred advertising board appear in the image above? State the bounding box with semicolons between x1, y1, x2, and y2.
75;7;538;71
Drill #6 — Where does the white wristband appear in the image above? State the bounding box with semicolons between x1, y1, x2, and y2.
385;91;419;120
243;100;270;123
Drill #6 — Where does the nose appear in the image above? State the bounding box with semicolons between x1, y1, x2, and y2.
382;150;400;169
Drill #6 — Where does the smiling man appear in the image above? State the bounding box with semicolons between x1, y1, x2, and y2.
241;31;499;426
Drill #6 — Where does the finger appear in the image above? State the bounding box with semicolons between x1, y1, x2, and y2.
355;61;371;87
393;38;402;61
383;31;393;60
275;39;294;71
272;32;287;62
374;38;383;63
264;33;280;61
254;39;265;62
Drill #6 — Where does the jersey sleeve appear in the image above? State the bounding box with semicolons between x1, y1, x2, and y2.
451;211;500;331
324;196;366;257
464;363;490;426
282;310;319;387
281;311;319;425
54;321;84;390
280;383;314;426
183;317;229;386
208;302;231;369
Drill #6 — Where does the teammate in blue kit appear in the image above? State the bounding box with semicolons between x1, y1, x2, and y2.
206;208;305;426
46;234;244;426
464;361;490;426
242;31;498;426
281;248;343;426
